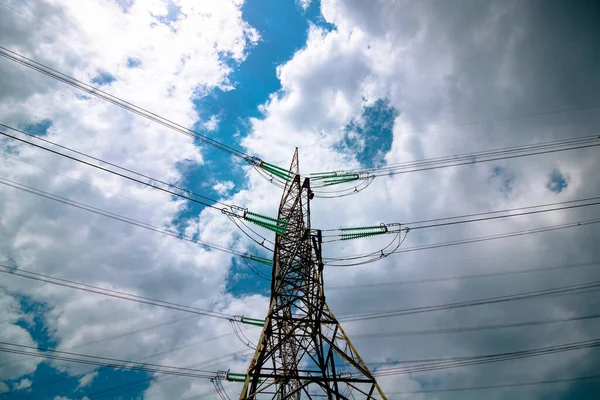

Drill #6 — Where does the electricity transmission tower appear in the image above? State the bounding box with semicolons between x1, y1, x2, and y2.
239;150;387;399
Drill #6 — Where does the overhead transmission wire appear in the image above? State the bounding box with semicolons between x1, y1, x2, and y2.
0;46;252;161
0;176;270;263
0;341;218;379
403;195;600;226
328;260;600;291
368;338;600;377
80;350;250;400
252;163;376;199
0;313;200;369
322;217;600;266
20;332;250;397
352;312;600;340
320;196;600;266
0;262;264;347
0;147;176;215
4;42;599;186
338;279;600;323
322;195;600;241
406;199;600;231
369;337;600;367
4;46;600;198
0;124;230;211
0;123;276;260
359;134;598;174
0;263;238;322
15;258;593;340
0;264;598;390
310;134;600;180
387;374;600;395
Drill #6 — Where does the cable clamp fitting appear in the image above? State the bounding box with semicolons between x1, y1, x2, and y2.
221;205;247;218
245;156;262;166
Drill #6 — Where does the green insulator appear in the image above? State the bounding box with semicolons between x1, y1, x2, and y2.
341;230;387;241
246;211;290;225
262;161;293;174
262;168;294;181
261;163;292;175
310;173;339;181
339;225;385;231
226;372;248;382
227;372;263;383
261;165;293;181
249;255;272;266
322;176;359;186
240;317;266;327
245;217;288;234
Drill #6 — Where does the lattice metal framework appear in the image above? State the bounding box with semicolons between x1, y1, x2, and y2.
239;150;387;399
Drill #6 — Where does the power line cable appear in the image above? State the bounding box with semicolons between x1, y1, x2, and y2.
323;197;600;241
392;219;600;255
310;135;600;180
0;46;253;161
387;374;600;394
370;338;600;376
404;196;600;226
0;342;218;379
0;148;176;215
88;350;251;400
359;135;598;173
0;263;238;322
0;125;228;211
352;313;600;340
80;350;249;400
369;338;600;367
0;313;198;369
0;341;216;374
373;140;600;177
328;261;599;291
323;218;600;266
339;280;600;322
20;330;248;396
0;176;267;261
407;201;600;231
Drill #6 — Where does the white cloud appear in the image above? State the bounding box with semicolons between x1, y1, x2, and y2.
2;0;600;399
76;371;98;389
13;378;32;391
213;180;235;195
298;0;312;11
0;291;40;381
0;382;8;393
203;114;221;131
0;0;262;395
221;0;600;397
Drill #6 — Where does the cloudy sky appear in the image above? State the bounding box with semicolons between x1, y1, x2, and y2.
1;0;600;399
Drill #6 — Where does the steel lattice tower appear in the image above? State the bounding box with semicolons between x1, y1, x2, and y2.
239;150;387;399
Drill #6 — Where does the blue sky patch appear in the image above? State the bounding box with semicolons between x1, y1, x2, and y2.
340;99;398;167
490;165;515;195
15;296;58;349
3;2;331;397
547;168;568;193
21;119;52;136
126;57;141;68
154;1;181;26
115;0;134;12
173;1;333;299
90;71;116;86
